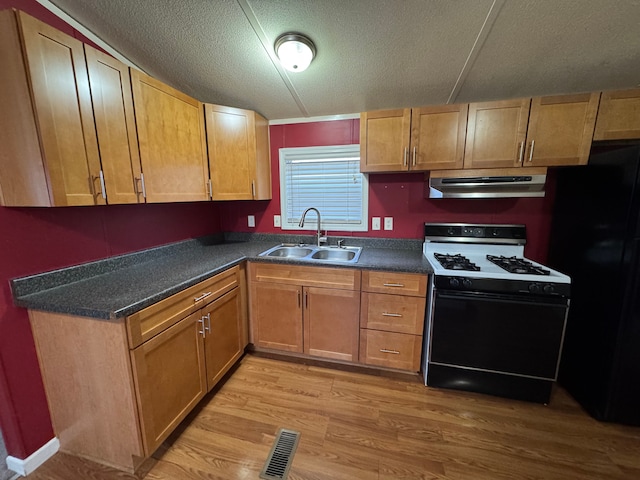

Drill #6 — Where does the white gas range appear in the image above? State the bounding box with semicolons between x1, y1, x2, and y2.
421;223;571;404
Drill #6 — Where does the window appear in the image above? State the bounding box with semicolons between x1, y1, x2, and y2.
279;145;368;231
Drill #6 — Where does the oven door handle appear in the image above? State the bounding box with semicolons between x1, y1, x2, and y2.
436;290;569;307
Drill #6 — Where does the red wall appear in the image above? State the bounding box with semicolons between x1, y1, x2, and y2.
0;0;221;459
219;120;555;262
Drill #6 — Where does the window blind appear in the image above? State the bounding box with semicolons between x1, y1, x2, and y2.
279;145;367;230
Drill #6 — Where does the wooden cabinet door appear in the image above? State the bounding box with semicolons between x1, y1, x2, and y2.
205;104;254;200
594;89;640;140
85;45;142;204
360;109;411;172
464;99;530;169
130;69;209;203
525;93;600;167
17;11;102;206
251;282;303;352
130;312;206;455
202;288;243;391
303;286;360;362
410;104;467;171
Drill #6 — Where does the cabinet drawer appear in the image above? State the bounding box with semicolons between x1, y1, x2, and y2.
360;292;425;335
249;262;360;290
362;270;427;296
359;329;422;372
127;266;239;348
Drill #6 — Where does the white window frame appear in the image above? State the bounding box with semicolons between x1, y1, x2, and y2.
279;144;368;232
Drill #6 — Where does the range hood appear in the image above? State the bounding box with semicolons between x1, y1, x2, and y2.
427;168;547;199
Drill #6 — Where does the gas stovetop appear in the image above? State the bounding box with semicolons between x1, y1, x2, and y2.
423;223;570;286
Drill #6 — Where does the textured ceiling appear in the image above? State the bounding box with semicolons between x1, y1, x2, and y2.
45;0;640;120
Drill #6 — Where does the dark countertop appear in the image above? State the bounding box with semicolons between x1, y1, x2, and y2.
11;233;432;321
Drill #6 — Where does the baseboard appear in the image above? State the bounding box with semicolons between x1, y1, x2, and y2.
6;438;59;476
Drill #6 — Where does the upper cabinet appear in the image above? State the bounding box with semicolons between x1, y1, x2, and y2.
0;10;103;206
130;70;209;203
464;93;600;169
360;105;467;172
593;89;640;141
360;109;411;172
524;94;600;167
464;99;530;169
85;45;142;204
204;104;271;200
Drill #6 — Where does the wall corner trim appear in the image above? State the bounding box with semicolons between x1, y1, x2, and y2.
6;437;59;476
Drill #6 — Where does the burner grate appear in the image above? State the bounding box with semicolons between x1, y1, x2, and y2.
434;253;480;271
486;255;550;275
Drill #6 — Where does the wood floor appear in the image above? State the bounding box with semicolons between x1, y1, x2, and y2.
24;354;640;480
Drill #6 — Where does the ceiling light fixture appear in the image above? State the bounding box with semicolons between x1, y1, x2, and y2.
274;33;316;73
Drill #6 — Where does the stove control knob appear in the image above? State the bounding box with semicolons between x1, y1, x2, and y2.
543;284;555;295
449;277;460;287
529;283;541;294
462;278;472;288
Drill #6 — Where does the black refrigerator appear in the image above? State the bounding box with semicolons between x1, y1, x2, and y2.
548;144;640;426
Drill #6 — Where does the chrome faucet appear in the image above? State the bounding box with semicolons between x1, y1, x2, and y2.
298;207;327;246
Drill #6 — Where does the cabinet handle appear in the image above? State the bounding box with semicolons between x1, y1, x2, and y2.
304;291;308;309
204;313;211;333
380;349;400;355
98;171;107;200
412;146;417;167
518;141;525;164
383;283;404;287
194;291;212;302
251;180;256;198
297;290;301;308
198;317;206;337
207;179;213;199
528;140;535;163
403;147;408;167
138;174;147;198
382;312;402;317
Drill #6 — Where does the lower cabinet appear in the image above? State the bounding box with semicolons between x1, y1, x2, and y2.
28;265;247;472
249;262;361;361
358;271;427;372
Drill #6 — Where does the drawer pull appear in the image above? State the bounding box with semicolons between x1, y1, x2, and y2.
383;283;404;287
380;348;400;355
382;312;402;317
194;291;212;302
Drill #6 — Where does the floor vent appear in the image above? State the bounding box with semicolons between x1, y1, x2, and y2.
259;428;301;480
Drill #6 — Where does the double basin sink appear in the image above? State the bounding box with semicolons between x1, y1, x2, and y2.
258;244;362;264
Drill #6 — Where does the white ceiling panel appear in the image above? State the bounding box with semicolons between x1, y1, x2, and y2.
455;0;640;103
44;0;640;119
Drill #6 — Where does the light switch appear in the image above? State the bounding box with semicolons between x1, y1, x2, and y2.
372;217;381;230
274;215;281;227
384;217;393;230
248;215;255;228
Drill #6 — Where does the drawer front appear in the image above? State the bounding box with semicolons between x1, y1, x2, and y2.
127;266;239;348
360;292;425;335
359;329;422;372
362;270;427;296
249;262;360;290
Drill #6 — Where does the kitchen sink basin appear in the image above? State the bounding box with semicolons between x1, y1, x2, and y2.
258;244;362;264
264;246;314;258
311;249;356;261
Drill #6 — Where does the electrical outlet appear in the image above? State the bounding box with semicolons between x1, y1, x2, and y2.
372;217;381;230
248;215;255;228
384;217;393;230
273;215;281;227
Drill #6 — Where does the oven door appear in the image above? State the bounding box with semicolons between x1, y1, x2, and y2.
428;289;569;380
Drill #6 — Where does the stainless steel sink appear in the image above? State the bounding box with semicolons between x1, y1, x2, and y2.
258;244;362;264
311;249;356;261
264;246;314;258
